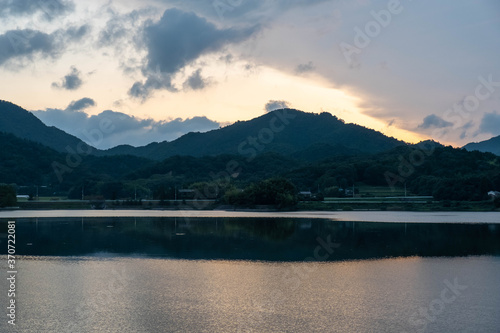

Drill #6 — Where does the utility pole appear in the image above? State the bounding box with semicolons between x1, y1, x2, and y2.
135;186;137;201
404;182;407;198
82;183;84;201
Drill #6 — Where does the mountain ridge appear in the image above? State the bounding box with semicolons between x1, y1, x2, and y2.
463;135;500;156
2;100;407;161
98;109;407;160
0;100;91;153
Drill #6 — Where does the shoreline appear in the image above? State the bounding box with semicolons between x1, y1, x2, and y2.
0;209;499;223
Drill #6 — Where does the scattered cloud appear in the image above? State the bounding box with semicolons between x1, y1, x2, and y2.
98;7;155;48
183;69;210;91
66;97;96;112
129;8;258;100
65;25;90;41
478;111;500;136
265;100;291;112
32;101;221;149
418;114;454;129
52;66;83;90
0;0;75;20
0;25;89;68
162;0;331;25
0;29;57;67
295;61;315;74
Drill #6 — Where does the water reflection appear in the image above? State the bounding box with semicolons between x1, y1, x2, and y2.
1;217;499;260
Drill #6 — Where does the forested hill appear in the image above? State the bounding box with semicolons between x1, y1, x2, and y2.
0;100;91;153
0;132;154;192
1;100;404;161
463;135;500;156
99;109;406;160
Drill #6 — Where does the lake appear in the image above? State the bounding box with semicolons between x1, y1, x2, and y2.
1;214;499;332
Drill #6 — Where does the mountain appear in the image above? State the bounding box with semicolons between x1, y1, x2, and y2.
463;135;500;156
0;100;91;153
0;131;154;189
100;109;405;160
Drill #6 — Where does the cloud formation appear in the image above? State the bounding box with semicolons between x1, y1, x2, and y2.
66;97;95;112
265;100;291;112
478;111;500;136
0;0;75;20
295;61;315;74
129;8;258;100
52;66;83;90
183;69;210;90
32;100;221;149
0;29;56;66
0;25;89;68
418;114;453;129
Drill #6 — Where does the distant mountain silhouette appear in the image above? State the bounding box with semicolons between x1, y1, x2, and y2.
463;135;500;156
0;100;405;161
100;110;405;160
0;100;91;153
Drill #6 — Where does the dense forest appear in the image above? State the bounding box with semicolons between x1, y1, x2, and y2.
1;101;499;206
1;130;499;204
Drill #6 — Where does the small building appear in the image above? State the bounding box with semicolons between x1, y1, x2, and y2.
298;191;313;200
178;189;196;200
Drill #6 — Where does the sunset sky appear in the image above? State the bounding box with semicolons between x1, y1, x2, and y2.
1;0;499;149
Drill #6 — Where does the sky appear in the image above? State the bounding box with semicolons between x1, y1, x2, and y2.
0;0;499;149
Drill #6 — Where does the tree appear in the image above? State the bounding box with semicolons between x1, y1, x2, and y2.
225;178;298;208
0;184;17;207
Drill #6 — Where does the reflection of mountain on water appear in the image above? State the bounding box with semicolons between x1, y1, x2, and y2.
3;217;500;261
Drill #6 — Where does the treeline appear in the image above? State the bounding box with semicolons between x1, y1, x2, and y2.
1;130;499;202
284;144;500;201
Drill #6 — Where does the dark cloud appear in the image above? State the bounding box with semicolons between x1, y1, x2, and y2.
32;103;221;149
143;9;256;74
52;66;83;90
129;8;257;99
183;69;209;90
65;25;90;41
265;100;290;112
164;0;330;24
98;8;154;47
0;25;89;68
295;61;315;74
66;98;95;112
418;114;453;129
0;29;56;66
0;0;75;20
478;111;500;136
129;74;178;100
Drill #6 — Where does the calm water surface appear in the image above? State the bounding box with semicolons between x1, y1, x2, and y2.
1;217;499;332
